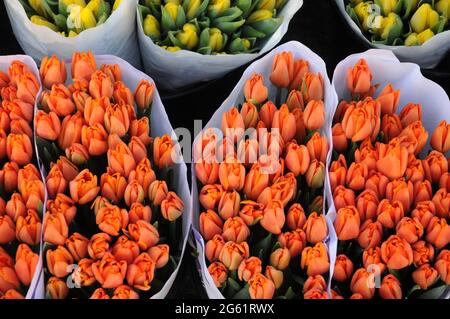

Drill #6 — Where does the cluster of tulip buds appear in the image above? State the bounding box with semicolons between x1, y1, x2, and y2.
196;50;332;299
140;0;287;54
347;0;449;46
20;0;123;37
34;51;184;299
328;58;450;299
0;61;44;299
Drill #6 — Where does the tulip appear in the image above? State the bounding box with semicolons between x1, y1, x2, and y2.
346;162;368;191
218;155;245;191
304;288;329;299
46;277;69;299
0;162;18;194
66;232;89;262
5;133;32;166
92;253;127;289
380;235;413;270
221;107;245;143
426;217;450;249
146;244;169;269
47;194;77;225
301;243;330;276
376;138;408;180
219;241;250;271
124;180;145;207
399;121;428;155
103;102;130;137
81;122;109;156
144;14;161;40
355;189;379;222
411;201;436;229
238;200;264;226
128;203;152;225
432;188;450;218
215;190;239;220
377;199;404;229
332;123;348;153
161;191;184;221
333;186;355;214
412;264;439;290
0;71;9;88
379;274;402;299
435;250;450;284
207;262;228;288
69;256;94;287
237;138;259;167
422;150;448;184
358;220;383;249
84;96;109;126
112;285;139;299
126;252;155;291
302;100;325;131
412;240;435;267
335;206;361;241
259;101;277;128
40;55;67;89
265;266;283;289
384;178;414;213
271;105;296;143
269;51;294;88
0;215;15;245
365;171;389;199
58;112;85;150
260;200;285;235
240;102;259;129
205;234;225;263
46;245;74;278
154;134;178;169
395;217;424;244
347;58;372;95
350;268;376;299
45;165;67;199
248;273;275;299
46;84;75;117
198;184;222;211
88;232;112;260
148;180;168;206
238;257;262;282
132;80;154;111
412;180;432;205
35;110;61;142
100;172;127;204
5;194;26;222
410;3;439;33
73;90;90;112
127;220;159;251
303;274;327;293
341;102;376;142
405;154;425;184
0;266;20;294
257;154;284;183
244;73;268;105
305;160;325;189
431;120;450;154
70;169;100;205
381;113;402;142
107;142;136;178
112;81;134;106
96;204;129;236
269;247;291;270
284;203;306;230
16;72;39;105
302;72;324;103
53;156;79;182
285;142;310;176
101;64;122;83
376;83;400;115
43;212;69;246
278;229;306;257
90;288;110;299
15;209;42;245
88;70;113;100
399;102;422;128
333;254;354;282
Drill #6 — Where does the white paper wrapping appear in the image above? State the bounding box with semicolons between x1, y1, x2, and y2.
136;0;303;91
34;55;191;299
190;41;339;299
0;55;45;299
335;0;450;69
331;49;450;299
4;0;141;69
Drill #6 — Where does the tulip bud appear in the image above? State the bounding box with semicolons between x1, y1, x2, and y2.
161;191;184;221
96;203;129;236
144;14;161;41
248;273;275;299
238;256;262;282
46;277;69;299
208;262;228;288
333;254;354;282
412;240;435;267
379;274;402;299
347;58;372;95
92;253;127;289
305;160;325;189
410;3;440;33
412;264;439;290
219;241;250;271
127;220;159;251
435;250;450;285
46;246;74;278
335;206;361;241
301;243;330;276
381;235;413;270
265;266;283;289
244;73;268;105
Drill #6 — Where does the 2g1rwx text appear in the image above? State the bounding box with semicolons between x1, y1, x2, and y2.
175;303;275;317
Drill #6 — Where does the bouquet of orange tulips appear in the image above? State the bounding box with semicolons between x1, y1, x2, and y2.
34;52;187;299
193;42;338;299
0;57;45;299
328;53;450;299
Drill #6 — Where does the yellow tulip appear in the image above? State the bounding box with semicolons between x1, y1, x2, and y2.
257;0;276;11
410;3;439;33
208;28;224;52
354;1;372;31
165;3;179;21
417;28;435;44
377;12;402;40
242;38;252;50
30;15;60;31
28;0;49;18
247;9;273;24
377;0;399;15
436;0;450;17
208;0;230;17
404;32;418;46
81;7;97;29
113;0;123;11
186;0;201;20
143;14;161;39
176;23;199;50
165;46;182;52
86;0;101;16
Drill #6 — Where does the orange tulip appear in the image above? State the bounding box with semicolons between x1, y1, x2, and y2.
16;72;39;104
385;178;414;213
435;250;450;284
107;141;136;178
399;102;422;128
101;63;122;82
20;178;45;212
430;120;450;153
0;266;20;294
66;232;89;262
0;289;24;299
69;169;100;205
426;217;450;249
300;242;330;276
307;132;328;165
272;104;296;143
46;277;69;299
412;240;434;267
358;220;383;249
413;180;433;205
46;245;74;278
381;235;413;269
195;159;219;186
278;229;306;257
333;254;354;282
237;138;259;167
47;84;75;117
257;101;276;129
365;171;389;199
13;244;37;287
0;70;9;88
292;108;307;143
72;90;90;113
72;52;96;82
207;262;228;288
148;180;168;206
412;201;436;229
335;206;360;240
40;55;66;89
244;73;268;104
399;121;428;155
341;100;378;142
84;96;109;125
354;138;377;172
412;264;439;290
379;274;402;299
346;162;368;191
92;253;127;289
15;209;41;245
112;285;139;299
302;72;324;103
405;154;425;184
432;188;450;218
0;162;18;194
58;111;85;150
100;172;127;204
332;123;348;153
422;150;448;184
205;234;225;262
113;81;134;106
69;257;95;287
269;51;294;88
8;61;30;87
0;86;17;103
303;288;329;299
221;107;245;142
161;191;184;221
260;200;285;235
376;83;400;115
333;185;356;212
104;102;130;137
269;247;291;270
395;217;424;244
238;200;264;226
238;256;262;282
147;244;170;269
10;118;32;138
47;194;77;225
43;212;69;246
35;110;61;141
381;113;402;142
219;241;250;271
81;123;109;156
265;266;283;289
5;133;32;166
376;138;408;180
377;199;404;229
218;155;245;191
153;134;177;169
303;100;325;131
290;59;309;91
130;117;152;146
124;180;145;207
347;59;372;95
128;203;152;225
88;70;113;99
45;165;67;199
5;193;26;222
198;184;222;211
90;288;110;299
134;79;154;110
285;142;310;177
355;189;379;222
350;268;375;299
248;273;275;299
286;203;306;230
305;160;325;189
126;252;155;291
303;274;327;293
328;156;346;194
128;158;156;193
239;102;258;129
216;190;239;220
96;203;129;236
286;89;304;111
127;220;159;251
0;215;15;244
87;232;112;260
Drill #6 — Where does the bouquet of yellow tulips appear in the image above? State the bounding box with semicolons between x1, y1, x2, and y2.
19;0;123;37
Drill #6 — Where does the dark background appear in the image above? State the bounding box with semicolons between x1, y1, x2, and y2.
0;0;449;298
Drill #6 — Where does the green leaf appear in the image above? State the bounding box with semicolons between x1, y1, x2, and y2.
232;285;250;299
417;285;448;299
284;286;296;299
405;284;421;298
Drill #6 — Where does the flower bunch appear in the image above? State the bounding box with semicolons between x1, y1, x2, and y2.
329;58;450;299
139;0;287;54
0;60;44;299
346;0;448;46
35;52;184;299
195;50;332;299
19;0;123;37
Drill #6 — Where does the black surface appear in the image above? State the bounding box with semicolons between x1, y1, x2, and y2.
0;0;449;299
